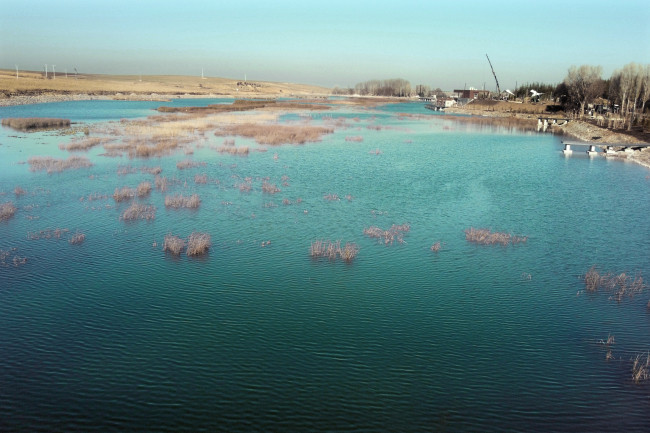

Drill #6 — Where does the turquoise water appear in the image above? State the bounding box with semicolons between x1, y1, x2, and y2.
1;100;649;432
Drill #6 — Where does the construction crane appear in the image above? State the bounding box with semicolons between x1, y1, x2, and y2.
485;54;501;96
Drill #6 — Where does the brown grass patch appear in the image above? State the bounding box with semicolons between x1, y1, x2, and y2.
2;117;70;131
0;202;17;221
218;123;333;145
27;156;93;173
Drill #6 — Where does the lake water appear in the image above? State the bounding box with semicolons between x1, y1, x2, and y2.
1;99;649;432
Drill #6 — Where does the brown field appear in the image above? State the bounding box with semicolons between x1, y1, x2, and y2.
0;69;330;101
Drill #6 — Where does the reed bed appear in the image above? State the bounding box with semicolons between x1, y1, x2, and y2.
0;202;17;222
345;136;364;142
176;159;206;170
217;123;333;145
27;156;93;173
59;137;107;152
120;203;156;221
163;234;186;255
14;186;26;196
117;165;138;175
137;181;152;197
582;266;645;300
464;227;527;246
194;174;208;184
431;241;442;253
2;117;70;131
364;223;411;245
632;353;649;383
164;194;201;209
262;181;280;194
187;232;212;256
113;186;136;202
310;240;359;263
68;231;86;245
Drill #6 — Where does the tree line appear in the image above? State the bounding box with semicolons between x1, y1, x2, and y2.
332;78;412;97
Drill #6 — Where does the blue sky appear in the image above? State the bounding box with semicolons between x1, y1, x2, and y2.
1;0;648;90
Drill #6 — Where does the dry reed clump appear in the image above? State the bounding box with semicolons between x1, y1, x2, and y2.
431;241;442;253
137;181;152;197
120;203;156;221
164;194;201;209
310;240;360;263
0;248;27;268
464;227;527;246
194;174;208;184
262;181;280;194
163;234;186;256
113;186;136;202
68;231;86;245
14;186;26;196
2;117;70;131
0;202;17;222
27;156;93;173
176;159;206;170
217;123;334;145
345;136;364;142
364;223;411;245
187;232;212;256
140;166;162;175
581;266;646;301
632;352;649;383
323;193;340;201
59;137;106;152
217;146;250;156
27;228;70;240
237;181;252;193
154;175;169;192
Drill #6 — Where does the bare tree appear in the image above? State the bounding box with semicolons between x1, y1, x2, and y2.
563;65;603;118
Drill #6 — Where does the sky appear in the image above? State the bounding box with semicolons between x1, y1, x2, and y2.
1;0;649;90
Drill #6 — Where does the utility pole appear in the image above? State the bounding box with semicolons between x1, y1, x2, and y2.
52;65;56;79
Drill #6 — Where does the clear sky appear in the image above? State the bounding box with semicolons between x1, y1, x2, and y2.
1;0;648;90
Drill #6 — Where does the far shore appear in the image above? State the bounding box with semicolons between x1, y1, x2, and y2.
2;70;648;169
